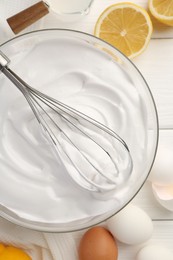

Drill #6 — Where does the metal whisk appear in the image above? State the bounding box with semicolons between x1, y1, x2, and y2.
0;51;133;193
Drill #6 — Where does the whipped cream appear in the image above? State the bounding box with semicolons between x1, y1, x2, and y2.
0;31;149;230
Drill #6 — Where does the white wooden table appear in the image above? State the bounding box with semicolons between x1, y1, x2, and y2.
0;0;173;259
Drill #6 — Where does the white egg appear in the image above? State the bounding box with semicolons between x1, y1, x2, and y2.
152;183;173;211
106;204;153;245
136;244;173;260
149;143;173;185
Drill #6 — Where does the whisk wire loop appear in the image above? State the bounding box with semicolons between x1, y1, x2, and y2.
0;51;133;193
27;91;118;191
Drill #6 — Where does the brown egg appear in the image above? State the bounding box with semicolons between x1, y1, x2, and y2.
78;226;118;260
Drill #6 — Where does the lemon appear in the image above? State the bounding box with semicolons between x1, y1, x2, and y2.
0;244;31;260
149;0;173;26
94;2;153;59
0;245;5;254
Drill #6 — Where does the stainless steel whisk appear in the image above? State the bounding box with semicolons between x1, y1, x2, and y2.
0;51;133;193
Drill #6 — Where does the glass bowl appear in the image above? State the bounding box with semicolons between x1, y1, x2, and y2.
0;29;158;232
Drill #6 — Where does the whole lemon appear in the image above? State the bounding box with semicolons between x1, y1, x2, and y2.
0;244;31;260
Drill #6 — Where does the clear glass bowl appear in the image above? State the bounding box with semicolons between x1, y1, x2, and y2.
0;29;158;232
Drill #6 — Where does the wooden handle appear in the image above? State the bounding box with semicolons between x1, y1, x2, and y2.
7;1;49;34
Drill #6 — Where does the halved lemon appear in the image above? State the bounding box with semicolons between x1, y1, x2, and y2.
149;0;173;26
94;2;153;59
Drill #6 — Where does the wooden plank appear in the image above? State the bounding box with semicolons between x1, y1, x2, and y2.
133;129;173;219
118;221;173;260
134;39;173;128
132;181;173;220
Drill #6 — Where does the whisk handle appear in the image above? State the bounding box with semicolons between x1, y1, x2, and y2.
0;52;28;95
7;1;49;34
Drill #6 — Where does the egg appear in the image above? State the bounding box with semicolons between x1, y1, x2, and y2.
106;204;153;245
149;143;173;185
78;226;118;260
148;141;173;211
136;244;173;260
152;183;173;211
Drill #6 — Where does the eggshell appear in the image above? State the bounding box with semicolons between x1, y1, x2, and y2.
149;143;173;185
152;183;173;211
136;244;173;260
78;226;118;260
106;204;153;245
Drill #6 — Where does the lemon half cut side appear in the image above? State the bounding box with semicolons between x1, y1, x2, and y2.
94;2;153;59
149;0;173;26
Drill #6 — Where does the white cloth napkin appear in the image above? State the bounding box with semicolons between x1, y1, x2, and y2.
0;1;86;259
0;216;84;259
